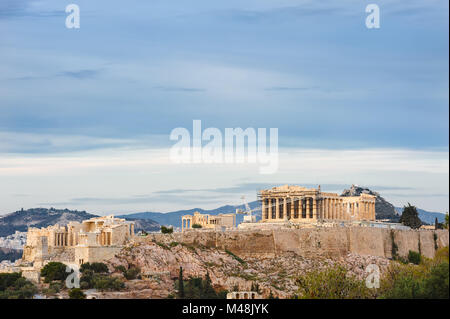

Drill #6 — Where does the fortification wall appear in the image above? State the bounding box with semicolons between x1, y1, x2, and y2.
141;228;449;259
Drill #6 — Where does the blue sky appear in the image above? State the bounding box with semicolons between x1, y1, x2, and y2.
0;0;448;215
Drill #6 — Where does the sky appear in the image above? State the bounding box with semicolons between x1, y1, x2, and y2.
0;0;448;215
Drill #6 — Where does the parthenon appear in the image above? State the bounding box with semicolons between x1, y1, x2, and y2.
259;185;376;222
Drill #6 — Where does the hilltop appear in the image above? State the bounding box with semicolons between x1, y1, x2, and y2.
0;208;160;238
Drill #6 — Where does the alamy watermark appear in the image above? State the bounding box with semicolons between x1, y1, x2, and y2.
169;120;279;174
365;264;380;289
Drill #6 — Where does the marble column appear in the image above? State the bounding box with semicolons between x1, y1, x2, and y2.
275;198;280;220
267;198;272;220
283;198;287;220
306;198;310;219
312;198;317;219
262;199;266;221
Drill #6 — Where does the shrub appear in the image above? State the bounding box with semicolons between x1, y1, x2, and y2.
296;265;372;299
80;262;108;274
40;262;68;283
192;224;202;229
407;251;421;265
69;288;86;299
93;275;125;291
124;267;141;280
161;226;173;234
0;273;37;299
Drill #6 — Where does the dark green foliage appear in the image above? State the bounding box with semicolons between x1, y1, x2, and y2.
161;225;173;234
69;288;86;299
0;273;37;299
80;262;108;274
177;270;225;299
80;269;125;291
123;267;140;280
178;267;184;298
390;230;398;259
296;266;372;299
399;203;422;229
407;251;421;265
423;262;449;299
92;276;125;291
380;247;449;299
192;224;202;229
433;233;438;250
40;262;68;283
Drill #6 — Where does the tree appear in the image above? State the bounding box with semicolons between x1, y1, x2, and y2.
178;267;184;298
69;288;86;299
80;262;108;274
399;203;422;229
40;262;68;283
161;225;173;234
202;272;218;299
192;224;202;229
444;212;449;229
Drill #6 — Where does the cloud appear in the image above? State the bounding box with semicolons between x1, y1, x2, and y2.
10;69;102;81
0;0;62;19
153;86;206;92
264;86;319;92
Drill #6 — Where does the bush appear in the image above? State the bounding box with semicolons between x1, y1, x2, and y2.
69;288;86;299
124;267;140;280
93;275;125;291
296;266;372;299
407;251;421;265
161;226;173;234
40;262;69;283
379;248;449;299
0;273;38;299
80;262;108;274
192;224;202;229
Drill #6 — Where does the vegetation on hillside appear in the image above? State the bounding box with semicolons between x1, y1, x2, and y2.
0;272;37;299
295;247;449;299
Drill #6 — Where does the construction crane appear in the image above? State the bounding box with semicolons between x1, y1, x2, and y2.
235;195;259;223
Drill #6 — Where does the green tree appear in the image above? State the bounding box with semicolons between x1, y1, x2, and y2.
202;272;218;299
192;224;202;229
0;273;37;299
444;212;449;229
407;251;421;265
296;266;371;299
40;262;68;283
178;267;184;298
399;203;422;229
161;225;173;234
69;288;86;299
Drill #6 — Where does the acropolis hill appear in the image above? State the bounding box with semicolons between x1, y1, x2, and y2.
5;184;448;296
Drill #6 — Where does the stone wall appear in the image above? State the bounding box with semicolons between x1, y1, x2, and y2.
141;228;449;259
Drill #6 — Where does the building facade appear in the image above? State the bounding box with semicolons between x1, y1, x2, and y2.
182;212;236;231
23;215;135;265
259;185;376;222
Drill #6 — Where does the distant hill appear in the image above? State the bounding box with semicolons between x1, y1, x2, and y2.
341;185;399;221
395;207;447;225
0;208;160;237
119;201;262;229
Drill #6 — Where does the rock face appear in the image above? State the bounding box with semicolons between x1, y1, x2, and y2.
104;239;391;299
341;185;398;221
